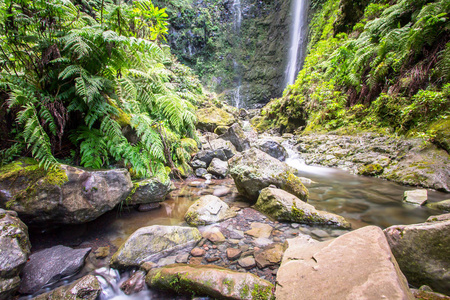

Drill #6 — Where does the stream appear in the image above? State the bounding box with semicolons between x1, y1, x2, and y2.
25;144;449;299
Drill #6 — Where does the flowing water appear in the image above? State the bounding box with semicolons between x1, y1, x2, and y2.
284;0;309;86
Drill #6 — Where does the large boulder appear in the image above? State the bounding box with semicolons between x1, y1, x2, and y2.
126;177;173;206
19;245;91;294
220;123;251;152
110;225;202;269
276;226;414;299
196;106;236;132
255;187;351;228
384;217;450;294
228;148;308;201
32;275;101;300
254;139;288;161
185;195;236;226
0;209;31;299
0;159;133;225
207;158;228;178
426;199;450;212
146;264;274;300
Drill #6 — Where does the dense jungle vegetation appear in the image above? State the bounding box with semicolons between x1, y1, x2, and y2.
0;0;205;180
257;0;450;147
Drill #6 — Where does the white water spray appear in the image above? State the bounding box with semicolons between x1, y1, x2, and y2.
284;0;309;87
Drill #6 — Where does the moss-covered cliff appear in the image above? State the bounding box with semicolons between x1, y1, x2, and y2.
256;0;450;142
156;0;293;107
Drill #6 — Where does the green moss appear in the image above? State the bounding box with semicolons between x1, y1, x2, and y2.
0;158;68;207
251;284;274;300
357;163;383;176
240;283;250;299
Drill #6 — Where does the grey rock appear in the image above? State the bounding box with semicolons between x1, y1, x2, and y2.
191;159;207;169
127;177;172;206
207;158;228;178
255;139;288;161
220;123;251;152
403;189;428;206
228;148;308;201
110;225;202;269
276;226;413;299
195;168;208;178
384;218;450;294
185;195;236;226
0;161;133;225
120;271;146;295
193;150;227;167
238;256;256;269
20;245;91;294
202;138;237;160
0;210;30;299
32;275;101;300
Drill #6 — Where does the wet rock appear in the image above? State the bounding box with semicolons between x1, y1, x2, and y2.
196;106;236;132
147;264;274;300
255;187;351;229
193;150;228;167
238;256;256;269
310;229;330;239
20;245;91;294
32;275;101;300
202;139;237;160
214;126;229;135
120;270;146;295
207;158;228;178
191;248;206;257
191;159;207;169
403;189;428;205
384;218;450;294
110;225;202;269
0;209;30;299
411;287;450;300
202;228;226;244
185;195;236;226
94;246;110;259
255;243;286;269
426;199;450;212
0;160;133;225
194;168;208;178
220;123;251;152
228;148;308;201
427;213;450;222
227;248;242;260
276;226;413;299
254;139;288;161
127;177;172;206
213;187;232;197
245;222;273;239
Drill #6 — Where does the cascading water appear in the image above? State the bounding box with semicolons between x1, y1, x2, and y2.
232;0;242;109
284;0;309;87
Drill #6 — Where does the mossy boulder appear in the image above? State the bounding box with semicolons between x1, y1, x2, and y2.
228;148;308;201
110;225;202;269
250;116;274;133
357;163;384;176
126;177;173;206
255;187;350;229
0;159;133;225
426;199;450;212
32;275;101;300
196;106;236;132
146;264;274;300
184;195;236;226
384;218;450;294
0;209;30;299
428;118;450;153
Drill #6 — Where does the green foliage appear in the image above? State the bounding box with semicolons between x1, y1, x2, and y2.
263;0;450;139
0;0;203;179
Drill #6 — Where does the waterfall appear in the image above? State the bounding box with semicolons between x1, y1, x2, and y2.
232;0;243;109
284;0;309;87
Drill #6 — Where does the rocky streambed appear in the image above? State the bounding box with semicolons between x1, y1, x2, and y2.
1;114;450;300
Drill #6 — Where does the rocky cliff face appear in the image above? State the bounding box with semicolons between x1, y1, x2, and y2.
157;0;293;107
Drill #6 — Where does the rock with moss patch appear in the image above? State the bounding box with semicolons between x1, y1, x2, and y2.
0;159;133;225
255;187;350;229
428;118;450;153
196;106;236;132
32;275;101;300
426;199;450;212
126;177;173;206
228;148;308;201
0;209;31;299
110;225;202;269
146;264;274;300
384;218;450;295
357;163;384;176
214;126;229;135
220;123;251;152
185;195;236;226
276;226;413;299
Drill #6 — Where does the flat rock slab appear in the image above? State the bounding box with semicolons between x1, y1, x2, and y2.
403;189;428;205
245;222;273;239
384;217;450;294
185;195;236;226
147;264;274;300
276;226;414;300
19;245;91;294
